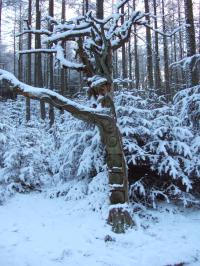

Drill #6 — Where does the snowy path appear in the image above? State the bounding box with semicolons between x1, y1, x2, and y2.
0;193;200;266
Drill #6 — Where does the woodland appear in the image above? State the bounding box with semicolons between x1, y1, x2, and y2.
0;0;200;265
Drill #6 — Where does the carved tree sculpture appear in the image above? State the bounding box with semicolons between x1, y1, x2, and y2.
0;0;181;232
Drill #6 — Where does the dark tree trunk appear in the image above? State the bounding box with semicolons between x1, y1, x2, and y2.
121;4;128;79
26;0;32;122
161;0;171;100
85;0;89;13
62;0;66;20
177;0;184;88
128;40;132;81
133;0;139;89
0;0;2;42
178;0;183;60
172;3;178;93
153;0;161;92
144;0;154;89
14;7;17;76
48;0;55;125
35;0;46;120
199;0;200;53
61;0;66;97
96;0;104;19
184;0;198;86
83;0;89;15
184;0;196;56
18;1;23;81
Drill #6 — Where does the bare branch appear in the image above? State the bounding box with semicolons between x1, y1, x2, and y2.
16;29;51;37
138;21;186;37
117;0;130;12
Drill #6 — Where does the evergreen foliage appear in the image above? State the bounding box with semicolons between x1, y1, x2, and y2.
0;86;199;207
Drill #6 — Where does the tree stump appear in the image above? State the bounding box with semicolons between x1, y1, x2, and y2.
107;207;135;234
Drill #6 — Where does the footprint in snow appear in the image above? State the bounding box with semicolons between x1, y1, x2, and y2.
52;249;73;262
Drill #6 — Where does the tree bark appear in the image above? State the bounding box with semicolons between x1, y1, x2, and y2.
153;0;161;93
121;4;128;80
144;0;154;89
0;0;2;42
178;0;183;60
96;0;104;19
14;7;17;76
184;0;196;56
83;0;89;15
184;0;198;86
199;0;200;53
35;0;46;120
133;0;139;89
18;1;23;81
48;0;55;125
85;0;89;13
61;0;66;97
26;0;32;122
161;0;171;100
171;2;178;93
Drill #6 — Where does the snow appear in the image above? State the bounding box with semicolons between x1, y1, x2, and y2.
56;42;85;70
170;54;200;71
44;28;91;43
88;75;108;88
16;29;51;37
0;193;200;266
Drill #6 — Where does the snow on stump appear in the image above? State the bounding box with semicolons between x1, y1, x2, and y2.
107;206;135;234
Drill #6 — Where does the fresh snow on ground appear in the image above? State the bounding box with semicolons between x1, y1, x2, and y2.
0;192;200;266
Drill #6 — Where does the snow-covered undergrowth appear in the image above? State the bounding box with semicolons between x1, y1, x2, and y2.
116;87;200;207
0;86;200;209
0;97;107;209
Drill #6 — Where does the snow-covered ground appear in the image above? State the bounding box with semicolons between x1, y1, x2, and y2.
0;192;200;266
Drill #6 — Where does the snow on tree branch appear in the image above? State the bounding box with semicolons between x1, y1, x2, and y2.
170;54;200;72
116;0;130;12
16;29;51;37
55;43;86;70
43;28;91;44
15;0;185;85
0;69;109;121
18;49;57;55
